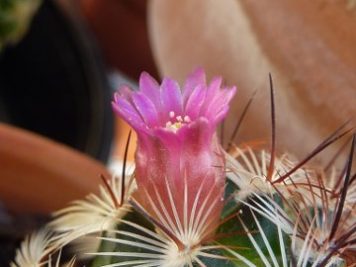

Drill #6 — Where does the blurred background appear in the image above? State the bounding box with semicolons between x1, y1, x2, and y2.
0;0;355;264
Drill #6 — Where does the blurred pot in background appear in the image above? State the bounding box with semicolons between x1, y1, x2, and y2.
0;0;132;263
78;0;158;79
0;0;115;259
0;123;109;214
0;0;114;163
0;123;110;265
148;0;356;164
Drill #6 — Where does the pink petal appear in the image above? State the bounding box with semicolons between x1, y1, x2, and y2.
153;128;182;178
200;77;222;114
178;118;212;150
139;72;161;107
212;106;230;123
183;68;206;103
205;76;222;102
116;85;133;99
131;92;159;127
184;84;206;120
202;84;236;123
112;99;146;131
160;78;183;118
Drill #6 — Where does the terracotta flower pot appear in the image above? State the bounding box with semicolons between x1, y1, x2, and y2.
0;123;110;214
148;0;356;164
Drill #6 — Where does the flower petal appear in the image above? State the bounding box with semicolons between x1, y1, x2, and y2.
139;72;161;107
184;84;206;120
204;86;237;123
178;117;212;152
205;77;222;103
131;92;159;127
183;67;206;104
112;98;146;131
160;78;183;118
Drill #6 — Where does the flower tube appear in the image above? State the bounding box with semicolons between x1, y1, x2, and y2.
113;68;236;251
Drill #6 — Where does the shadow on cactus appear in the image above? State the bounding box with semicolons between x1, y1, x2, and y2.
10;69;355;267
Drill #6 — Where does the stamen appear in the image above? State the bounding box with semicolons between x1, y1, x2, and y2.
165;113;192;133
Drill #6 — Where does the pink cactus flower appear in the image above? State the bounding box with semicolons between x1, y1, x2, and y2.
113;68;236;253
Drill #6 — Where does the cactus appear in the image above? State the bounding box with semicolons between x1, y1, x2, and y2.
11;70;355;267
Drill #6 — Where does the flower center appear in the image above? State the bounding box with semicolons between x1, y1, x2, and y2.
165;111;191;133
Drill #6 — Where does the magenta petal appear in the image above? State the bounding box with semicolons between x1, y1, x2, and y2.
178;118;212;149
205;77;222;102
200;77;222;114
212;106;230;123
117;85;133;99
154;128;181;152
184;84;206;120
205;88;236;120
131;92;159;127
160;78;183;117
183;68;206;103
112;98;146;131
153;128;182;177
139;72;160;107
226;86;237;101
